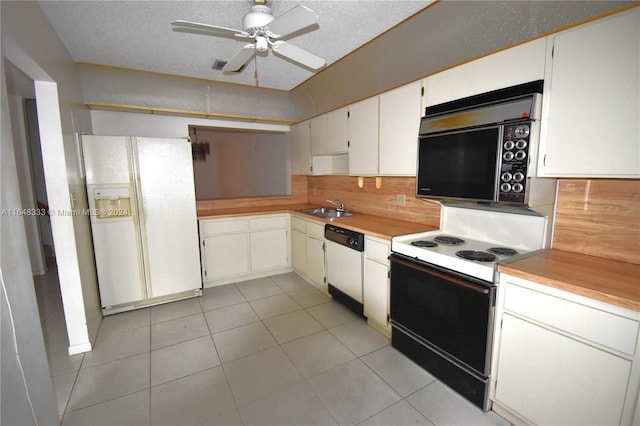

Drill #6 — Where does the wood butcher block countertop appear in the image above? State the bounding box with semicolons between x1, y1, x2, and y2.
198;204;435;240
498;249;640;311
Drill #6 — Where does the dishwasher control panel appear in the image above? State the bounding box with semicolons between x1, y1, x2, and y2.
325;224;365;252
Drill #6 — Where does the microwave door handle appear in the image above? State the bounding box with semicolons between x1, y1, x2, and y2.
391;256;490;295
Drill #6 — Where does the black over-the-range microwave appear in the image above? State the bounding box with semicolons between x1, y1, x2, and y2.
416;80;544;205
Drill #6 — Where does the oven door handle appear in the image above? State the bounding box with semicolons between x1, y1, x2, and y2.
390;255;490;295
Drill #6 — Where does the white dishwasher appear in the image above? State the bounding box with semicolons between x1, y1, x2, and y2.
324;224;365;316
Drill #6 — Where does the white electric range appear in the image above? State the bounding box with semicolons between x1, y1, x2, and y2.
391;204;549;282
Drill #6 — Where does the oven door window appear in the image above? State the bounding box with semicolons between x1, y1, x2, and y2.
416;126;500;202
390;255;492;375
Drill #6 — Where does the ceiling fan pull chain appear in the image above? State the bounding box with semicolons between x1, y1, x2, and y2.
254;56;259;87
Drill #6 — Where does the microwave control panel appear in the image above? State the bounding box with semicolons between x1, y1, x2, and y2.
498;121;531;203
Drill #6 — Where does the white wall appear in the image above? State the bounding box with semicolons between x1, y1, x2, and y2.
195;131;289;199
1;60;59;426
79;63;311;122
2;0;101;361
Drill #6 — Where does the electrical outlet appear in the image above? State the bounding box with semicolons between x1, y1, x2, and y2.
312;187;317;196
396;194;406;206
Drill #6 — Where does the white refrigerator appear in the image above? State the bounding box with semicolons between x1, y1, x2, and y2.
82;135;202;315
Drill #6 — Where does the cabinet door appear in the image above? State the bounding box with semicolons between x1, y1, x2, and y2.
379;81;423;175
327;107;349;154
349;97;379;176
424;38;546;107
310;114;328;155
250;228;289;271
291;121;311;175
495;313;631;425
306;237;325;290
291;228;306;274
539;8;640;177
363;257;389;327
202;234;250;281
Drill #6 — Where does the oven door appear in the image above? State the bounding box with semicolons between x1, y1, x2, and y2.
389;254;494;375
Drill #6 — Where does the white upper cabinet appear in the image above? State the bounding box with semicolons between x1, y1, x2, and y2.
290;120;311;175
348;96;379;176
327;107;349;154
379;81;424;175
309;114;328;155
538;8;640;178
424;38;547;107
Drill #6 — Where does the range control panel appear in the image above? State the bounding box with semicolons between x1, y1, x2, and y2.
498;121;531;204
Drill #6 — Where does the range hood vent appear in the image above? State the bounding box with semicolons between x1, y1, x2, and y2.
421;80;544;134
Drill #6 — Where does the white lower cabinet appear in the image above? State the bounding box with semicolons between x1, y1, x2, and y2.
199;214;291;287
491;274;640;425
291;215;326;291
202;233;250;282
363;236;391;336
250;228;288;272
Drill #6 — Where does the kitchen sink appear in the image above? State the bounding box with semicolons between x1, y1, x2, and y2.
298;207;354;220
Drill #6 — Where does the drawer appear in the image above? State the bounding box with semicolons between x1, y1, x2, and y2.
365;237;390;263
504;283;640;356
291;216;306;233
201;218;247;235
249;214;288;231
306;221;325;239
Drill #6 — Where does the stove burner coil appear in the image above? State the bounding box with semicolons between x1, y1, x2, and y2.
455;250;497;262
411;240;438;248
434;236;465;245
487;247;519;256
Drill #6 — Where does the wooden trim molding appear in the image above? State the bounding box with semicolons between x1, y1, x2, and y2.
85;102;296;125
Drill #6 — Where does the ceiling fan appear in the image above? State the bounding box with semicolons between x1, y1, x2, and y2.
171;0;326;73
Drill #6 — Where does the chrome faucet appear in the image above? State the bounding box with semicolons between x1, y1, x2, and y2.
326;199;346;212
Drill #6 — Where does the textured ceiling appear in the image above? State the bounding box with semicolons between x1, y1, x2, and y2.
38;0;432;91
37;0;634;96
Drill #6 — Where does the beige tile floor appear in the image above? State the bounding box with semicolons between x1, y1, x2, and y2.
35;267;510;426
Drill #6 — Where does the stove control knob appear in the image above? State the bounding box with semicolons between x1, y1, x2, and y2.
500;182;512;192
516;139;528;149
503;151;514;161
513;183;524;193
515;125;530;137
513;172;525;182
515;150;527;161
504;140;515;150
501;172;513;182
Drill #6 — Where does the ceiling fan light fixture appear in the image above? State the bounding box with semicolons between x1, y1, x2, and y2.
255;36;268;52
243;5;274;30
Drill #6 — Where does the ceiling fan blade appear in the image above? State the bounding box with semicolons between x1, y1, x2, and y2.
265;5;318;38
271;41;326;70
171;20;249;39
223;44;256;72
